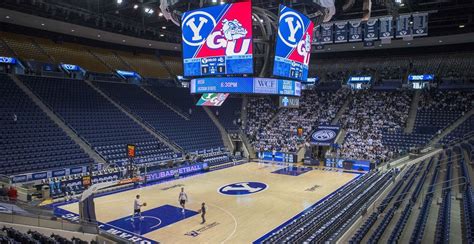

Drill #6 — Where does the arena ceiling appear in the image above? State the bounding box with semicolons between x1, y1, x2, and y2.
1;0;473;44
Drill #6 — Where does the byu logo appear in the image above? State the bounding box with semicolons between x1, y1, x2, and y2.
219;182;267;195
182;11;216;46
278;10;304;48
312;130;337;141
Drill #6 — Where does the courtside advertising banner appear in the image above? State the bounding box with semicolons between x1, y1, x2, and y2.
181;2;253;77
273;5;314;82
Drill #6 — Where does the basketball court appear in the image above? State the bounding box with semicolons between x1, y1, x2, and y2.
55;163;360;243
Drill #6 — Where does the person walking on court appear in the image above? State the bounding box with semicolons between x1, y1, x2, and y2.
198;202;206;224
132;194;146;221
179;187;188;213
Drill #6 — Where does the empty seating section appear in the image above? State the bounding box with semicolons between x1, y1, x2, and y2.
146;86;224;151
210;97;242;131
441;115;474;143
20;76;174;165
145;78;176;87
161;56;183;76
261;171;394;243
0;39;14;57
118;52;170;78
415;90;473;134
0;74;93;175
89;48;130;71
347;145;474;244
438;52;474;83
201;152;231;167
0;32;50;62
35;39;110;73
93;83;223;152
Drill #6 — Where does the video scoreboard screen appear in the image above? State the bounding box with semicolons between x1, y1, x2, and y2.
181;2;253;77
273;5;314;82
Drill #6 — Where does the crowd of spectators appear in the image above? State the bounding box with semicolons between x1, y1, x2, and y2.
338;91;412;162
245;89;349;153
245;97;278;149
419;90;474;113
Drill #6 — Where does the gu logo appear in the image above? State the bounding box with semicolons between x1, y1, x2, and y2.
206;19;251;56
297;32;312;65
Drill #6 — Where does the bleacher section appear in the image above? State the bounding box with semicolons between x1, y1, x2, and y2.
161;56;183;76
0;73;93;175
210;97;242;132
382;90;473;154
248;88;349;153
92;83;223;152
118;52;170;78
0;32;50;63
340;91;412;161
261;170;394;243
347;145;474;244
440;115;474;144
34;39;110;73
20;76;175;165
89;47;130;71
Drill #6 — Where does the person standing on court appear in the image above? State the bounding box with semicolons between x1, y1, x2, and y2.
179;187;188;213
132;194;145;221
199;202;206;224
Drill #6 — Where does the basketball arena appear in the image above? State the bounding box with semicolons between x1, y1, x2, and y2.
0;0;473;243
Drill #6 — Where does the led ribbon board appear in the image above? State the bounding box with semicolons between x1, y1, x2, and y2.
190;77;301;97
181;1;253;77
273;5;314;81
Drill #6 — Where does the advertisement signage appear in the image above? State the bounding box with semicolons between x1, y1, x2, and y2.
279;96;300;108
190;77;301;96
196;93;229;106
146;163;207;182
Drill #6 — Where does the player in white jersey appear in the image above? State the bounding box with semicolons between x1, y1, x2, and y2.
178;187;188;213
132;194;145;221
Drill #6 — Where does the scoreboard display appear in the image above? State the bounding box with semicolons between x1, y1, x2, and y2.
181;2;253;77
273;5;314;82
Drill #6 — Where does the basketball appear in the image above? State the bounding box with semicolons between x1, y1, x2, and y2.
143;202;147;207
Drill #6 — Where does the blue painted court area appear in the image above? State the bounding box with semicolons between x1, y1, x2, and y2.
107;204;198;235
272;166;312;176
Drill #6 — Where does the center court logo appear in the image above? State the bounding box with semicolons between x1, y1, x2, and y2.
312;130;336;141
218;182;267;195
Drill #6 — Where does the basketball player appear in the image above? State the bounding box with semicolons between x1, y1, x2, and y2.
178;187;188;213
132;194;145;221
198;202;206;224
